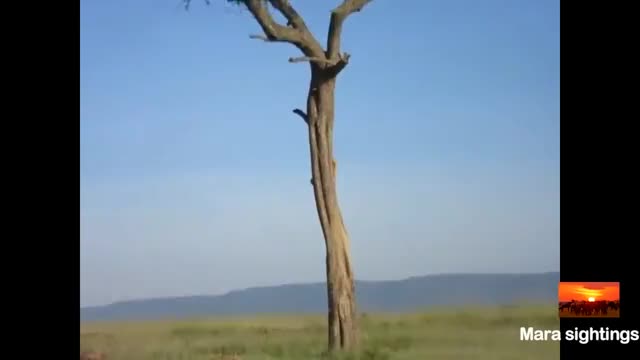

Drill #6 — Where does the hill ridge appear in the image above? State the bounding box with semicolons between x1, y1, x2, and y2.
81;271;559;322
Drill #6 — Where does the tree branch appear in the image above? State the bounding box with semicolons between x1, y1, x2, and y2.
249;33;296;44
244;0;299;42
326;0;373;59
245;0;325;58
326;52;351;76
290;52;350;66
289;56;334;64
293;108;309;124
249;34;271;41
267;0;308;31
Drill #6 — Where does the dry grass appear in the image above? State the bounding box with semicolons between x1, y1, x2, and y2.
80;304;559;360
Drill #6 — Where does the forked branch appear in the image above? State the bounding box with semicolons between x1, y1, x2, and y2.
245;0;325;58
327;0;373;59
289;52;351;76
186;0;371;72
327;52;351;76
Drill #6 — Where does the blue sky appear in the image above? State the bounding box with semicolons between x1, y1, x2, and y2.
80;0;559;307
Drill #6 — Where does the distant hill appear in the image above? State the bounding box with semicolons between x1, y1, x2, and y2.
81;272;559;322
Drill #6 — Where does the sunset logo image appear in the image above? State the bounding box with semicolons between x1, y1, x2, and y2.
558;282;620;318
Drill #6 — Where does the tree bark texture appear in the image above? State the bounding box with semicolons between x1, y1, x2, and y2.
306;67;359;351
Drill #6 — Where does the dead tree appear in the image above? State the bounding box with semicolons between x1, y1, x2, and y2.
185;0;373;352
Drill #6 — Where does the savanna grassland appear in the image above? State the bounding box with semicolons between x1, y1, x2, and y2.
80;304;559;360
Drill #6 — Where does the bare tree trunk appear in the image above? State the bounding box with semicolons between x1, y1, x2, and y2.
306;67;359;351
184;0;374;353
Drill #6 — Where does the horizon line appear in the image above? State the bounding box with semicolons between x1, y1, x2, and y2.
81;270;559;309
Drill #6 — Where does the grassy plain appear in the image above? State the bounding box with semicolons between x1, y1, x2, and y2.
80;304;559;360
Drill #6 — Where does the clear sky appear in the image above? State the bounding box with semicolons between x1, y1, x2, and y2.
80;0;560;307
558;283;620;302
